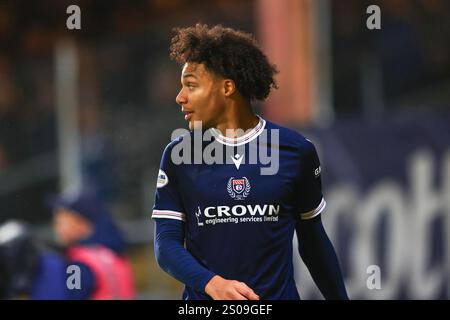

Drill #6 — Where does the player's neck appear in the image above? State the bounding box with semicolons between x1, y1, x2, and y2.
214;101;259;139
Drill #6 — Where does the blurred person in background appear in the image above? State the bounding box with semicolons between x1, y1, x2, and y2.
152;24;348;300
0;215;135;300
51;192;136;299
0;220;68;299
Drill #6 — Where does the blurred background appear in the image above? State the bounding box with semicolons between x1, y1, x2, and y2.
0;0;449;299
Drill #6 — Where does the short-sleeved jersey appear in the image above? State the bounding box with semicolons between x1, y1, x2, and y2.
152;117;325;299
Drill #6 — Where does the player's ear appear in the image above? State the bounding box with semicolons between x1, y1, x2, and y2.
223;79;237;97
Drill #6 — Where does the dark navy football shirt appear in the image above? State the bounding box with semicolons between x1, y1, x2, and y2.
152;117;325;299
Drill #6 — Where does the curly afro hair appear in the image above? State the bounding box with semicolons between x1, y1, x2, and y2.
170;23;278;102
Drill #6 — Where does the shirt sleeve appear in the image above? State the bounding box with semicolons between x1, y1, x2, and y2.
152;143;186;222
295;140;326;220
154;218;216;294
295;216;349;299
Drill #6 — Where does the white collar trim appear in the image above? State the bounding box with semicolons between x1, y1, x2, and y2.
210;116;266;146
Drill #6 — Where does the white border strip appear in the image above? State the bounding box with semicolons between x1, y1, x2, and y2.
300;198;326;220
152;210;186;222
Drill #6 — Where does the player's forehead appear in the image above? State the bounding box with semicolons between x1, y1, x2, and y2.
181;62;214;81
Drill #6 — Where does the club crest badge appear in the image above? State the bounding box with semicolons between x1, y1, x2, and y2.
227;177;251;200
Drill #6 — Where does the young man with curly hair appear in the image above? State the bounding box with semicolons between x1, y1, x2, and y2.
152;24;348;300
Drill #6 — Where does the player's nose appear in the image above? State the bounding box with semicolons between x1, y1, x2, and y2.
176;90;187;106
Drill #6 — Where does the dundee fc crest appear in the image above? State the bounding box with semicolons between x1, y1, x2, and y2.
227;177;251;200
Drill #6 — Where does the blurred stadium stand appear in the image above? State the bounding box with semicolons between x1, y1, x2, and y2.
0;0;449;299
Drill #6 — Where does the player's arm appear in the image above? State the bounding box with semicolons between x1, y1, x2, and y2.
152;152;216;293
154;219;259;300
294;140;348;299
154;218;216;292
295;216;348;300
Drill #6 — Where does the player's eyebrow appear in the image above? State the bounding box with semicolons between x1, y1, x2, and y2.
182;73;197;79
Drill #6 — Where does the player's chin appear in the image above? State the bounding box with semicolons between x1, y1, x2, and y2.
189;118;205;130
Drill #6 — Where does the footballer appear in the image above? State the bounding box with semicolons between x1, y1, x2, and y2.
152;24;348;300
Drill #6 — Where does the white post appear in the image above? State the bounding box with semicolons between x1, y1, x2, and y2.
55;39;82;194
310;0;335;126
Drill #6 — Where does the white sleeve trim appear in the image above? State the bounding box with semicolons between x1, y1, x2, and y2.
300;198;326;220
152;210;186;222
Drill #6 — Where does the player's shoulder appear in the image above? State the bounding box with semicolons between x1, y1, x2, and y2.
162;130;192;154
264;118;316;153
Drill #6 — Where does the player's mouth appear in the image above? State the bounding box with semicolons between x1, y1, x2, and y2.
182;110;194;121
